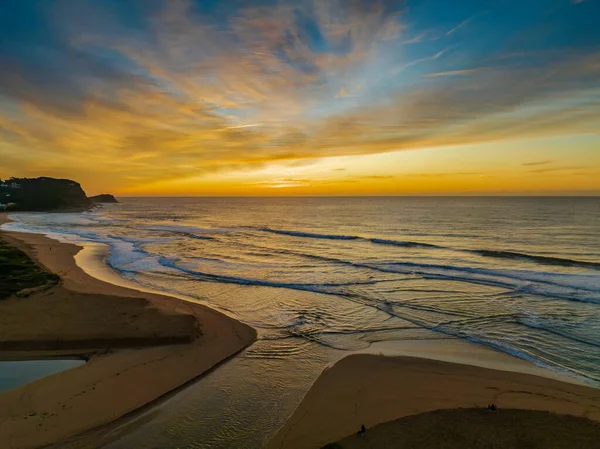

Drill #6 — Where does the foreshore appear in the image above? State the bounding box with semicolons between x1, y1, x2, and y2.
267;354;600;449
0;213;257;449
4;214;600;449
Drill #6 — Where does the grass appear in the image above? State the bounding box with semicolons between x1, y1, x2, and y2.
0;238;60;299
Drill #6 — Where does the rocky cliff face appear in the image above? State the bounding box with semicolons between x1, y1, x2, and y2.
0;177;92;211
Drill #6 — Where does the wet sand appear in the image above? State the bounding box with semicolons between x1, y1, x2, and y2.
0;213;257;448
267;355;600;449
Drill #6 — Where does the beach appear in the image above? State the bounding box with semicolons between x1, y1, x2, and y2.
267;354;600;449
2;199;599;449
0;213;257;448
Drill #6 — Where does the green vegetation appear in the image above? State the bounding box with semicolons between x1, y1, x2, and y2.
0;238;60;299
0;177;91;211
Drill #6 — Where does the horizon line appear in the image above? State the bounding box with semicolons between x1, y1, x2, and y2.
107;194;600;198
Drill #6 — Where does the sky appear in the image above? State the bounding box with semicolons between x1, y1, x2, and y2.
0;0;599;196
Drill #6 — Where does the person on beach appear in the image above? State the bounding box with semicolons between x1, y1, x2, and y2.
357;424;366;437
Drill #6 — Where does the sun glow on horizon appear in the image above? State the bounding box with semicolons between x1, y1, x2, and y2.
116;136;600;197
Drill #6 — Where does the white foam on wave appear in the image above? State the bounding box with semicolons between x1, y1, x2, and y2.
2;215;96;246
504;269;600;291
3;214;244;324
6;212;104;228
4;213;174;276
376;261;600;303
104;239;159;274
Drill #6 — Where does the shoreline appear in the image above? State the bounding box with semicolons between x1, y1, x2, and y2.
2;214;246;325
3;213;593;387
4;212;600;449
0;213;257;449
267;354;600;449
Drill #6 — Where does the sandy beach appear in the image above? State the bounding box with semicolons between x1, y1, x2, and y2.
267;354;600;449
0;213;257;448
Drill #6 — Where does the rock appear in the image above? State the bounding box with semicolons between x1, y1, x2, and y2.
89;194;119;204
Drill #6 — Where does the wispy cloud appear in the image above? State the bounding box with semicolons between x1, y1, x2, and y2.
357;175;395;180
388;48;451;76
527;166;587;173
446;11;489;36
521;160;553;166
249;178;312;188
0;0;598;193
446;16;474;36
423;68;485;77
402;30;441;44
335;88;352;98
404;172;482;178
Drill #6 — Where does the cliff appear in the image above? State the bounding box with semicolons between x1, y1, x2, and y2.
0;177;92;211
89;194;119;204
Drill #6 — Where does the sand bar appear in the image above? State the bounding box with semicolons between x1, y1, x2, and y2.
267;354;600;449
0;213;257;448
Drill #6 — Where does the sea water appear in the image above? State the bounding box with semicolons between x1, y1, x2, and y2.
3;197;599;447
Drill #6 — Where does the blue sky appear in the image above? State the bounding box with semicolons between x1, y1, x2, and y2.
0;0;599;194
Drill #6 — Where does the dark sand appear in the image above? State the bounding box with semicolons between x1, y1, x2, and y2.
325;408;600;449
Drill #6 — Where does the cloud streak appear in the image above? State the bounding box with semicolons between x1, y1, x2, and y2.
522;160;553;167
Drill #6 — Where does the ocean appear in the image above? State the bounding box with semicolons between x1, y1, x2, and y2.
4;197;600;448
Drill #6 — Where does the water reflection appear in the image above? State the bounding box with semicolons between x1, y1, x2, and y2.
0;359;85;393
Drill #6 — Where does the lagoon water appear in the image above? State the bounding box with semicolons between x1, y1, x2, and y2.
0;360;85;394
4;197;600;447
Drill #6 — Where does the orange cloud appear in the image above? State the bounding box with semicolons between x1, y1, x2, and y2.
0;0;599;195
